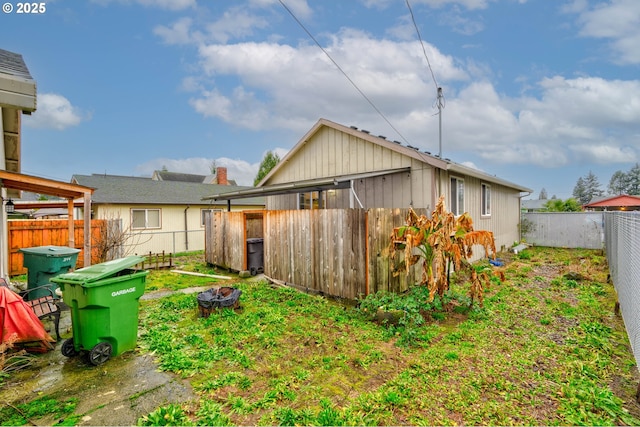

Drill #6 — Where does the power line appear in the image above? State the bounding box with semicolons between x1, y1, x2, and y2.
278;0;411;145
406;0;445;157
405;0;439;92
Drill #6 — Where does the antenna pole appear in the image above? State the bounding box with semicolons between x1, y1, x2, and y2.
437;87;443;158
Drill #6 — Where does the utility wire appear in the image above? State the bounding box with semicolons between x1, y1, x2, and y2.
278;0;411;145
406;0;445;157
405;0;439;93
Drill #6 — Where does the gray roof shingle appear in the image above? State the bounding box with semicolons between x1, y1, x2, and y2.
72;174;264;207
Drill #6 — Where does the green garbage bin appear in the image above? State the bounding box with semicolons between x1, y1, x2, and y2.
19;246;81;300
51;256;148;366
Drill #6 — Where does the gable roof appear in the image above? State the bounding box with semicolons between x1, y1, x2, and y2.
584;194;640;208
0;48;36;112
71;174;264;206
259;118;532;192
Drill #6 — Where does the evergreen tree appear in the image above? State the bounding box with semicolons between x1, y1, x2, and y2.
573;171;603;205
608;170;628;195
626;163;640;195
254;151;281;186
538;188;548;200
573;177;588;204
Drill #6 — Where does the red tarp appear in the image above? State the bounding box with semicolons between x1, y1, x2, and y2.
0;286;55;353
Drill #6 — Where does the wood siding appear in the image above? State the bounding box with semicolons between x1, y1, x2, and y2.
8;219;105;276
264;127;436;210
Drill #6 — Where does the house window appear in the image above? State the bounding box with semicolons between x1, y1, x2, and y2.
299;191;322;209
131;209;161;229
481;183;491;216
450;177;464;216
201;208;222;227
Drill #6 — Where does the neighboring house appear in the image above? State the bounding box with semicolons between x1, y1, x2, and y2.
209;118;532;252
152;167;238;186
522;199;548;212
583;194;640;211
71;174;264;255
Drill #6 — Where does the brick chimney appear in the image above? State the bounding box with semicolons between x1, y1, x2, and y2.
216;167;228;185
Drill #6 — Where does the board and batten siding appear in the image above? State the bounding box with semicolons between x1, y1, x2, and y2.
446;175;523;255
265;126;437;210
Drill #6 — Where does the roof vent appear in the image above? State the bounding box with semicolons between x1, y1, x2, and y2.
423;151;431;155
378;135;386;139
361;129;370;134
350;126;358;130
407;145;419;150
393;140;401;144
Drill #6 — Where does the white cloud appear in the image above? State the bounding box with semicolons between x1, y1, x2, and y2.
135;148;291;186
571;0;640;64
91;0;195;11
189;30;466;135
154;17;195;45
23;93;87;131
205;8;270;43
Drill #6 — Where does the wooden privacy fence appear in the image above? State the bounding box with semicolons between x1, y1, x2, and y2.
8;219;106;276
205;208;427;300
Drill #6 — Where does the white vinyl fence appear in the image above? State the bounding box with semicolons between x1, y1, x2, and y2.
604;212;640;374
521;212;604;249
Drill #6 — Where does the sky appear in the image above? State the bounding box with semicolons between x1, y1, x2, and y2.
1;0;639;199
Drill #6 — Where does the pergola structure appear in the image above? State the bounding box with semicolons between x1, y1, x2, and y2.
0;170;94;278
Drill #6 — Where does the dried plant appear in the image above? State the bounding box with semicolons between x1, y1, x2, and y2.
389;195;502;306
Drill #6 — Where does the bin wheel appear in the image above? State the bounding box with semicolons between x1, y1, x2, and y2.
88;342;112;366
61;338;78;357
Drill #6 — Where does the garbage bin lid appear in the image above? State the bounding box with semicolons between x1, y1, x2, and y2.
51;256;145;284
19;245;81;256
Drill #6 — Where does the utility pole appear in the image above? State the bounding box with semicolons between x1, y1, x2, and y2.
437;86;444;158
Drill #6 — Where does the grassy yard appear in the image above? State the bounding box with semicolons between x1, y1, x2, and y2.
135;247;640;426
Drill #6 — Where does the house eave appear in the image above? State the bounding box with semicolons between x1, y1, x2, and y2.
206;167;411;201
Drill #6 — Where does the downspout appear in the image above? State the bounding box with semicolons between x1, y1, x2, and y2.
184;205;190;252
350;180;364;208
518;191;532;242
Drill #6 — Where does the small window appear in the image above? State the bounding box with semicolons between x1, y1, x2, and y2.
201;208;222;226
299;191;322;209
481;183;491;216
131;209;161;229
450;177;465;216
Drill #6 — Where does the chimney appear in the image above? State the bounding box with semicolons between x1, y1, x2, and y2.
216;167;228;185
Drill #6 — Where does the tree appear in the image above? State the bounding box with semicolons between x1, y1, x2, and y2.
544;198;582;212
254;151;280;186
209;160;217;174
538;188;548;200
608;170;628;195
626;163;640;195
573;177;587;204
573;171;603;205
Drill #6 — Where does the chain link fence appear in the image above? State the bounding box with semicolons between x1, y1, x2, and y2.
604;212;640;372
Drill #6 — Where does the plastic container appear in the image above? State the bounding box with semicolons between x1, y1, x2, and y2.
246;238;264;275
19;246;81;300
51;256;148;365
